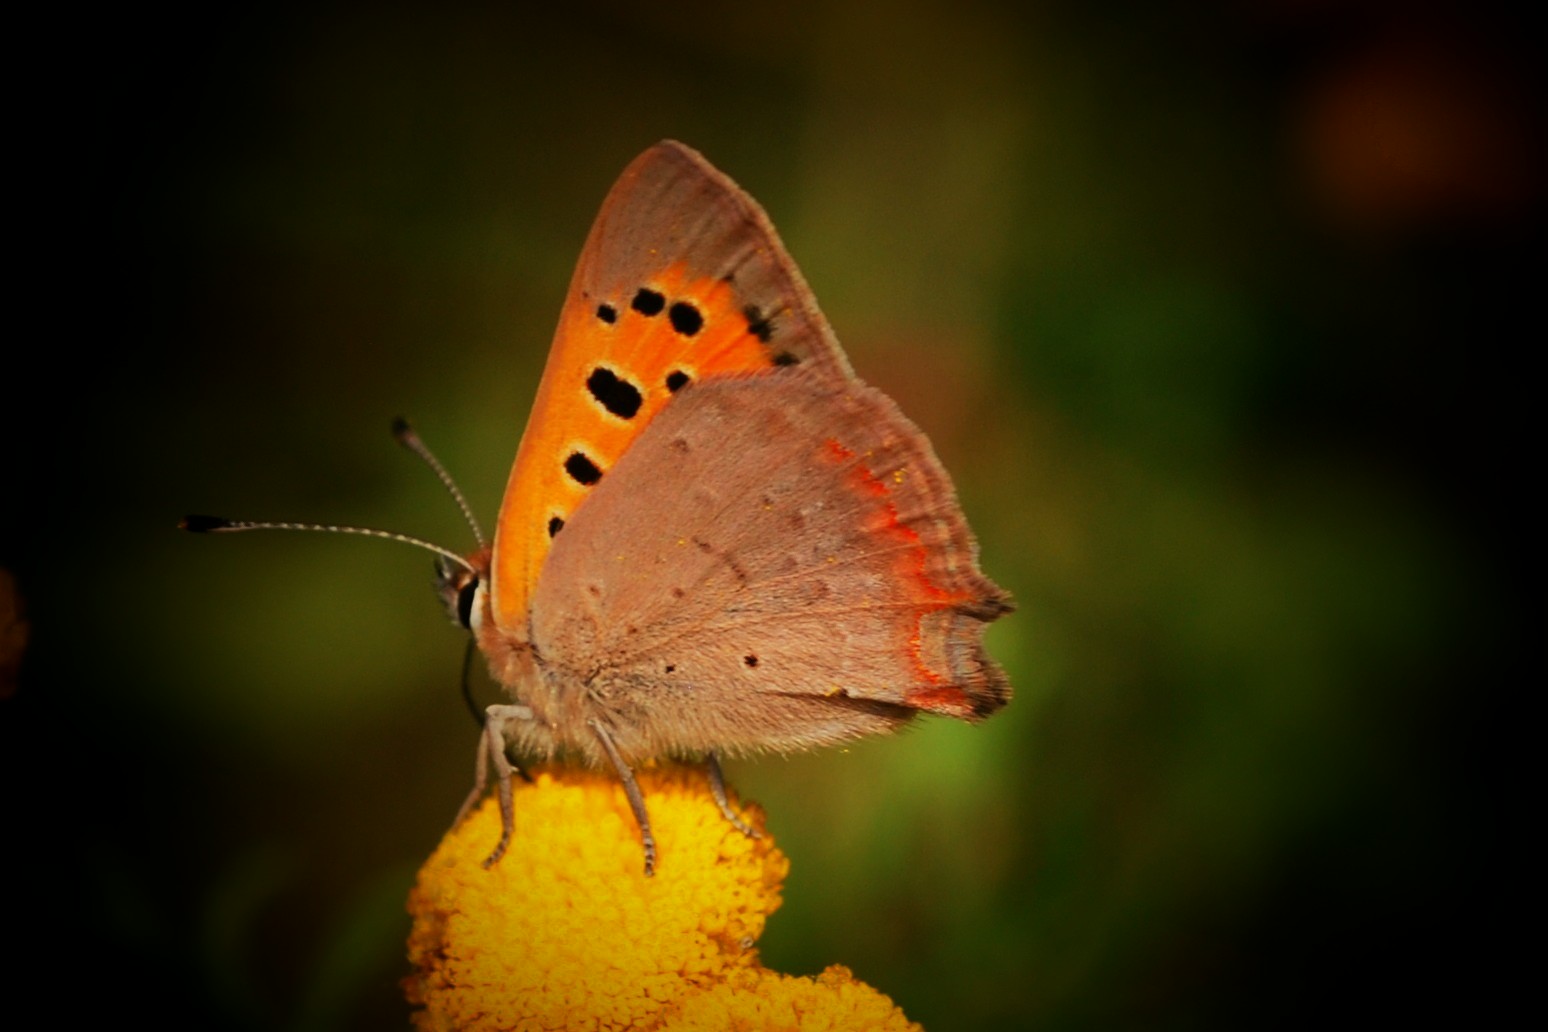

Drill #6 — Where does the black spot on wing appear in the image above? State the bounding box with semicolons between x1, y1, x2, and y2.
743;304;774;343
631;288;665;316
668;301;703;336
564;452;602;486
587;367;643;419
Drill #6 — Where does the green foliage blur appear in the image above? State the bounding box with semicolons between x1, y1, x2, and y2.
7;2;1536;1028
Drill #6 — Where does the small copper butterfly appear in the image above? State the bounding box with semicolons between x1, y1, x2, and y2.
189;141;1012;874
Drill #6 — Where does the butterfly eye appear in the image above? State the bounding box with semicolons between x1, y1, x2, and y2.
456;578;479;630
434;557;481;630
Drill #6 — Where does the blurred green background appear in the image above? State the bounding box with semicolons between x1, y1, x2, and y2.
6;2;1537;1028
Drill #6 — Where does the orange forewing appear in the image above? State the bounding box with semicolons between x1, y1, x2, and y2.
489;143;852;632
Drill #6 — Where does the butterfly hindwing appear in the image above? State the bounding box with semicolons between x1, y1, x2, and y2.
527;368;1012;761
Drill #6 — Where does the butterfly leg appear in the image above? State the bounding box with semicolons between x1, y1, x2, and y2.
459;644;532;785
588;719;657;876
453;703;533;868
706;752;761;839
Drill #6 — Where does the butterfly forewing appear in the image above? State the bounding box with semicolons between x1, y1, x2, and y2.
489;142;855;634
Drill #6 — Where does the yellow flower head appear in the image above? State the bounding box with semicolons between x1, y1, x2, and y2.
406;764;921;1031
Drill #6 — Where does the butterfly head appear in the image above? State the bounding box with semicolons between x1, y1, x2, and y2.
436;549;490;634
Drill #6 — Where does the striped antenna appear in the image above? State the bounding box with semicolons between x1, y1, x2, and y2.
178;515;477;574
393;417;487;550
181;418;484;571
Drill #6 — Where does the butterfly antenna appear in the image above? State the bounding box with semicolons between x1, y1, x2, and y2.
179;515;477;574
392;418;487;550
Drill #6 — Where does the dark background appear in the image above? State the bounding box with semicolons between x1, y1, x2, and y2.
7;2;1538;1028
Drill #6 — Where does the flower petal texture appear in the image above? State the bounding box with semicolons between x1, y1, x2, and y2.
405;765;920;1031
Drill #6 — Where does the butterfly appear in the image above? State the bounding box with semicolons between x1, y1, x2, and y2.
190;141;1011;875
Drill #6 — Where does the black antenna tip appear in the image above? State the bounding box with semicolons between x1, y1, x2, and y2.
180;514;233;532
391;417;413;441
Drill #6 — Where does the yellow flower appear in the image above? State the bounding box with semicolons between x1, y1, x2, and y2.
405;764;922;1031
